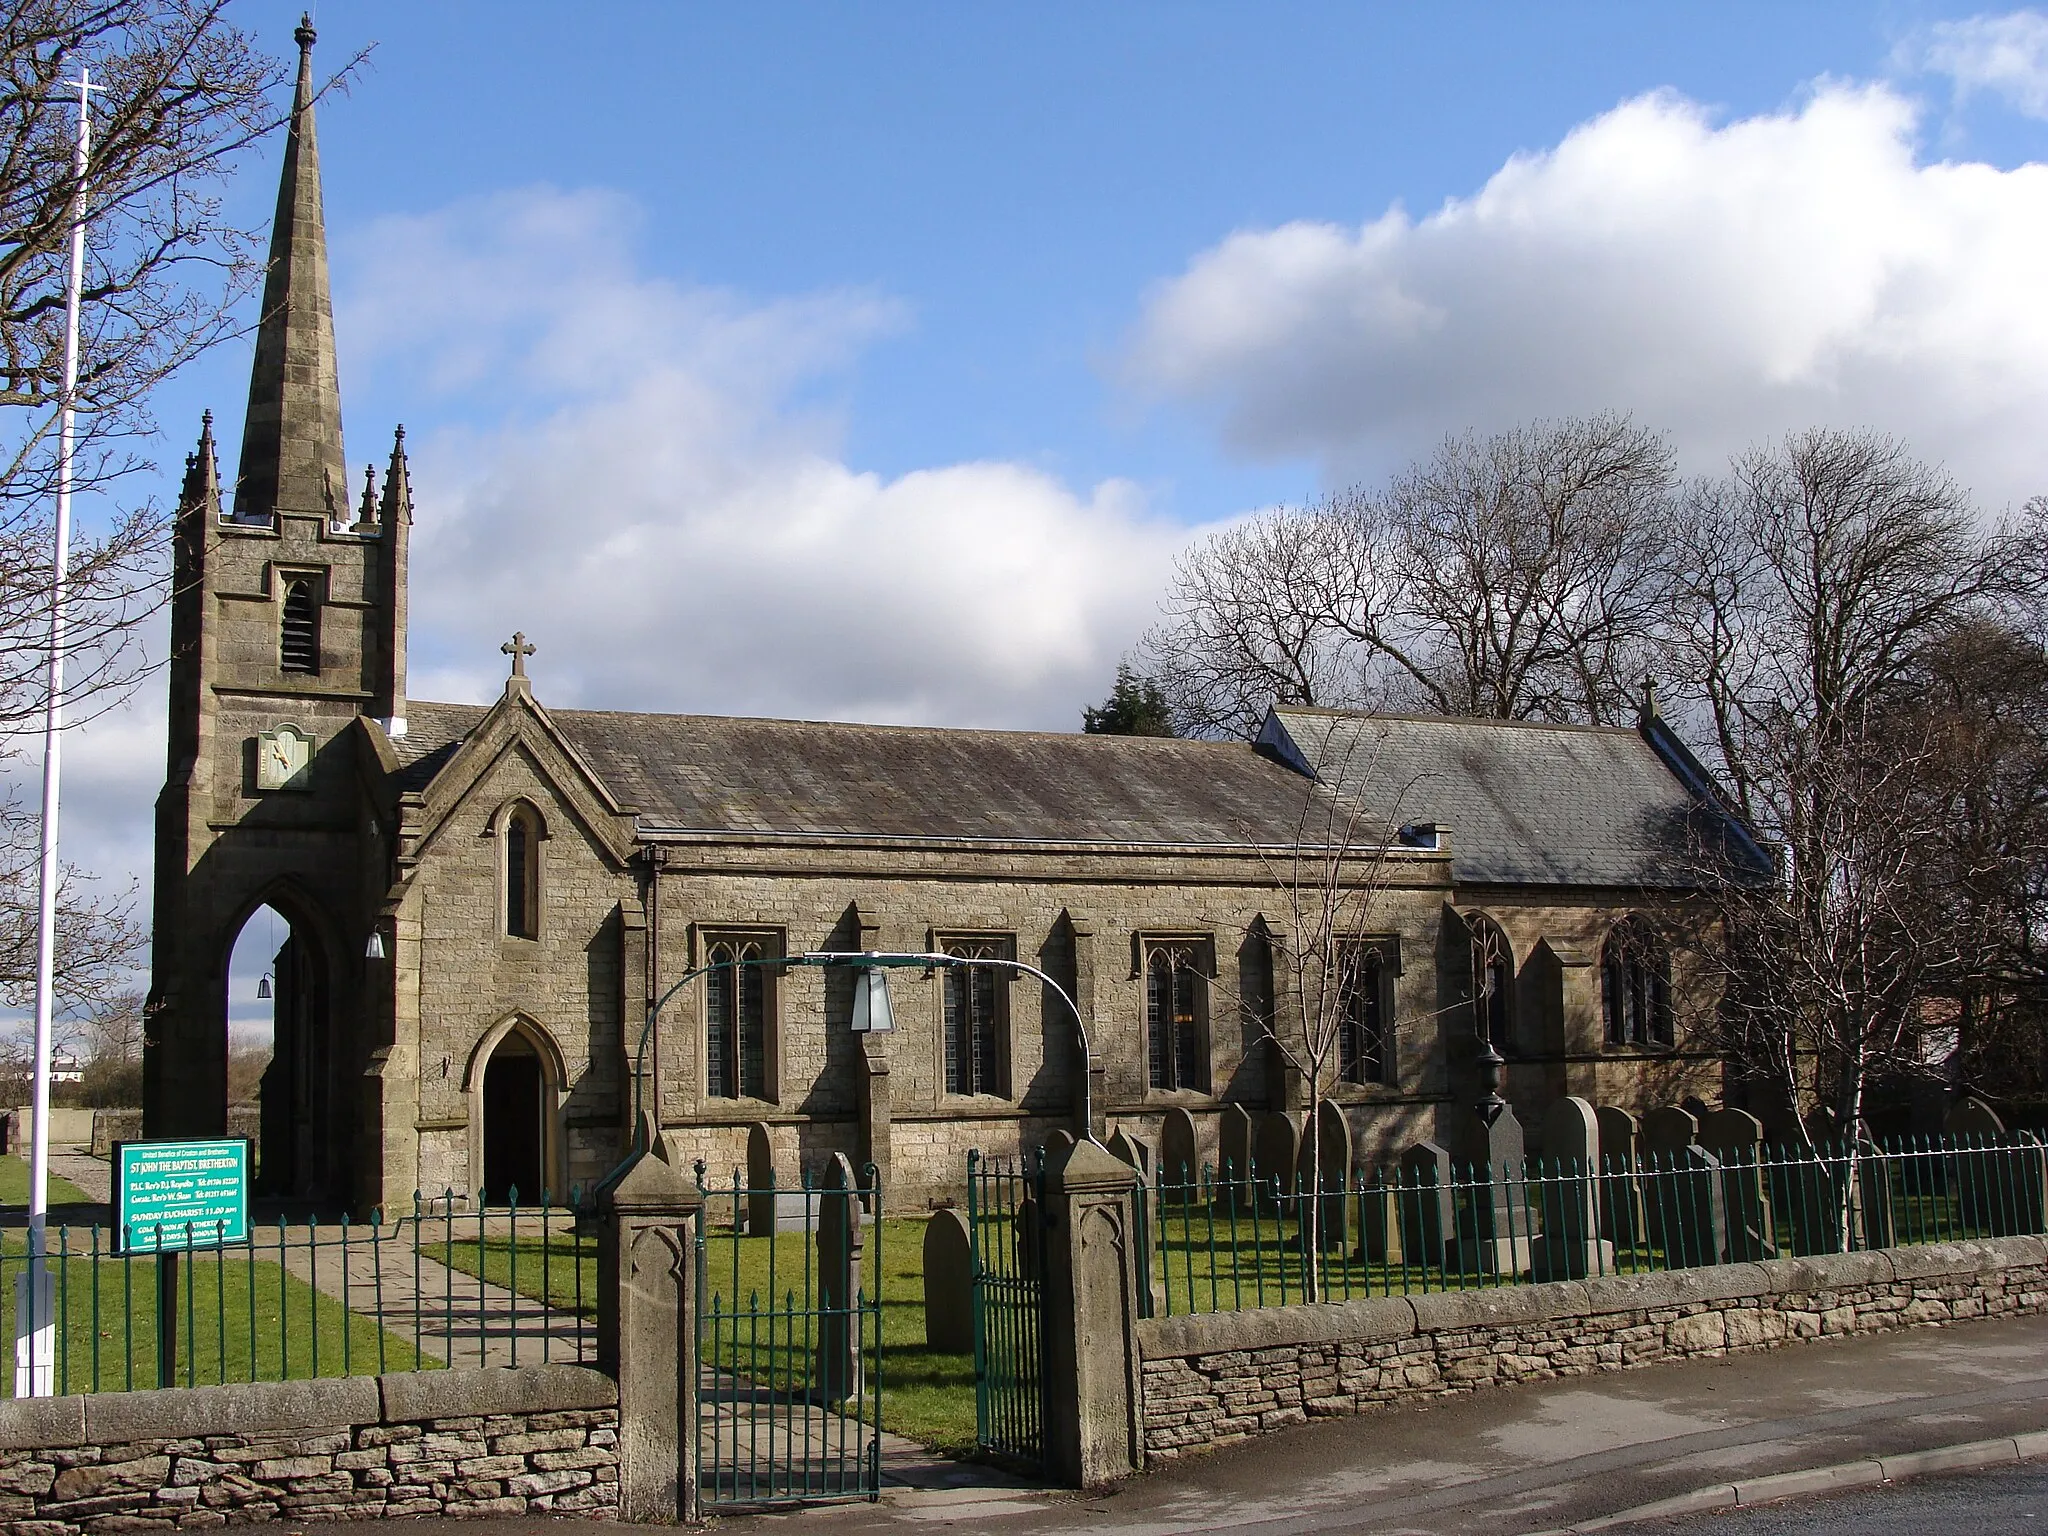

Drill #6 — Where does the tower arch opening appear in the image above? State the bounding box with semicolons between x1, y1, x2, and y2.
226;894;344;1203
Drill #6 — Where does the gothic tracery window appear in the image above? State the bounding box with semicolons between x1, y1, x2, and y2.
1146;943;1207;1092
1466;913;1515;1057
705;936;772;1100
1336;941;1393;1086
1603;915;1674;1048
942;937;1009;1097
502;805;540;939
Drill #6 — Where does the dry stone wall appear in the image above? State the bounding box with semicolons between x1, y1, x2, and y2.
0;1364;617;1531
1137;1236;2048;1462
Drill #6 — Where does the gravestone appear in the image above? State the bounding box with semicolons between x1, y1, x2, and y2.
1296;1101;1353;1250
1643;1146;1728;1268
1854;1137;1895;1249
1681;1096;1711;1120
1396;1140;1454;1267
1945;1097;2006;1139
1358;1161;1403;1265
1945;1099;2048;1236
1457;1106;1535;1278
1043;1127;1076;1158
1159;1106;1200;1189
816;1153;865;1400
745;1121;777;1237
1105;1125;1153;1183
1697;1107;1774;1261
1534;1096;1612;1279
1595;1105;1645;1249
1641;1106;1698;1156
921;1207;974;1354
1218;1103;1255;1202
1804;1105;1842;1148
1254;1112;1301;1211
1752;1095;1805;1154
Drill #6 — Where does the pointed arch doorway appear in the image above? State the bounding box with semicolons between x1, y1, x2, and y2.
470;1019;565;1205
231;896;341;1203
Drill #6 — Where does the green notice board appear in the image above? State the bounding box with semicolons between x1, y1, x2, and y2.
114;1138;249;1252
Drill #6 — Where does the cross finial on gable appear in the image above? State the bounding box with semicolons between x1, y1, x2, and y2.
502;632;536;679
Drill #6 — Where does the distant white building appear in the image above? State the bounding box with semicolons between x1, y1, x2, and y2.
49;1055;82;1084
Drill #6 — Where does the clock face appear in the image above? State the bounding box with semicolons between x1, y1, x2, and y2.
255;726;313;791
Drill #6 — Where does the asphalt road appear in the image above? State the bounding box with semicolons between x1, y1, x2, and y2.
1645;1461;2048;1532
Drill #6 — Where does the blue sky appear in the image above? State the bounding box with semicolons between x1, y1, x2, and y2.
30;1;2048;1020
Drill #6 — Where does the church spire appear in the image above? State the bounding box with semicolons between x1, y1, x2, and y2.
232;14;344;524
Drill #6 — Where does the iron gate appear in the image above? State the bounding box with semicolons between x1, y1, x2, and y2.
966;1147;1048;1471
693;1163;882;1509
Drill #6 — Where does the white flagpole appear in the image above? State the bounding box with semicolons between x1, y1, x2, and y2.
16;66;92;1400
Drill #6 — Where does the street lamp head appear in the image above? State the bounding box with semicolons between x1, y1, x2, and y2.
849;966;895;1034
364;929;386;961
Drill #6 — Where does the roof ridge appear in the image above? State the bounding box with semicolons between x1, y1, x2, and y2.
1272;704;1637;737
408;699;1254;749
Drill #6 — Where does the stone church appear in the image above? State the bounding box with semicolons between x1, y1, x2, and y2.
143;23;1765;1213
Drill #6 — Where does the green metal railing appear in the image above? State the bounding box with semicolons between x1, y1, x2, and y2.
966;1147;1047;1472
0;1187;593;1397
694;1162;882;1509
1145;1131;2048;1317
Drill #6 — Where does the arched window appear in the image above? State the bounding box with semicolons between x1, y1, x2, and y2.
1146;943;1207;1092
942;936;1009;1097
502;805;540;939
1337;941;1393;1086
280;578;320;674
705;935;771;1100
1603;915;1673;1048
1466;914;1514;1057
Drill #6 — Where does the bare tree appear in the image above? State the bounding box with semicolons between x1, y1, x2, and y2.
1;2;350;731
1136;414;1680;737
1670;429;2031;1139
1241;719;1419;1297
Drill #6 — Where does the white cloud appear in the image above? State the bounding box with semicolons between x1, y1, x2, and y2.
1904;10;2048;118
336;189;1192;729
1123;82;2048;509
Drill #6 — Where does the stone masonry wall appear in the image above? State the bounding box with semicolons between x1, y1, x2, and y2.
1136;1237;2048;1463
0;1364;617;1531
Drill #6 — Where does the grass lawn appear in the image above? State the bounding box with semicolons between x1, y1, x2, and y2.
437;1215;981;1455
0;1155;91;1208
0;1232;437;1397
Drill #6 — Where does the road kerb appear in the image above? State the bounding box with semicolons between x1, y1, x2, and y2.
1525;1429;2048;1534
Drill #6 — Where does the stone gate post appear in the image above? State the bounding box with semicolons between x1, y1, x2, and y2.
1043;1139;1144;1488
599;1122;703;1522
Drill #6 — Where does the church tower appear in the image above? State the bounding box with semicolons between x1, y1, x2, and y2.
145;16;409;1207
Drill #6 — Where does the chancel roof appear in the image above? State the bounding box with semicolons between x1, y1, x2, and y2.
390;701;1345;848
1260;707;1770;889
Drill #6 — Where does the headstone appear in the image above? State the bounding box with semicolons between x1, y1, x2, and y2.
816;1153;865;1400
745;1121;777;1237
1218;1103;1255;1202
921;1208;974;1354
1456;1106;1535;1278
1016;1191;1044;1279
1680;1096;1710;1120
1697;1107;1774;1261
1534;1096;1612;1279
1159;1106;1200;1190
1595;1105;1644;1249
1752;1094;1804;1154
1944;1101;2047;1237
1296;1101;1353;1250
1853;1138;1895;1250
1643;1145;1728;1268
1042;1127;1076;1158
1945;1097;2006;1139
1641;1106;1698;1156
1397;1141;1453;1268
1105;1125;1154;1184
1358;1161;1402;1265
1254;1112;1300;1212
1804;1105;1842;1148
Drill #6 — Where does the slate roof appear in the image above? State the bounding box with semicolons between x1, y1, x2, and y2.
387;697;1762;886
1261;706;1767;889
389;701;1342;847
